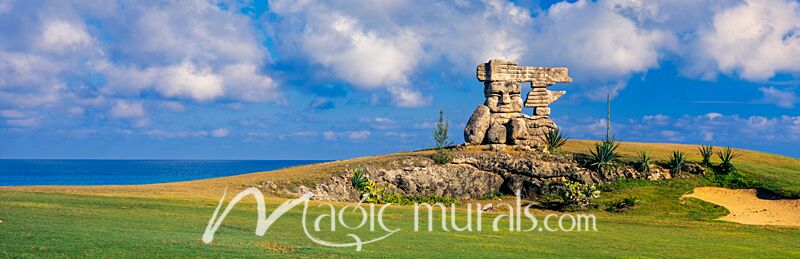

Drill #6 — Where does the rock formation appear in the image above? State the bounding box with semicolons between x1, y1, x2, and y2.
464;59;572;150
295;152;700;201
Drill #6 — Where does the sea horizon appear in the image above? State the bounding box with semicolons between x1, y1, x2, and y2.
0;159;329;186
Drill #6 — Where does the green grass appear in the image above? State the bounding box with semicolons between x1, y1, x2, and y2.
1;140;799;257
1;189;799;258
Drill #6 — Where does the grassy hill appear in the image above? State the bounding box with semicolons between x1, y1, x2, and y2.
1;140;799;257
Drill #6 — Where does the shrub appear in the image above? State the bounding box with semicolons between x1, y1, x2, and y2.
606;196;640;212
668;151;687;174
716;170;756;189
562;181;601;210
350;167;458;205
541;128;569;152
716;147;741;174
699;145;714;167
635;152;651;173
588;138;620;172
432;109;454;164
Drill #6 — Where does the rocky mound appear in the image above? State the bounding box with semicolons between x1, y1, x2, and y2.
298;151;703;201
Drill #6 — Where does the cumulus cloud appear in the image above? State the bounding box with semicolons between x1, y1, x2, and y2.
559;113;800;144
699;0;800;80
270;0;532;107
527;0;674;99
38;20;94;53
0;0;282;130
109;100;144;118
759;86;797;108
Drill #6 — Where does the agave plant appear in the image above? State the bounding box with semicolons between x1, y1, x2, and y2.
699;145;714;166
716;147;741;174
350;168;368;191
588;138;620;172
636;152;651;173
668;151;687;174
541;128;569;152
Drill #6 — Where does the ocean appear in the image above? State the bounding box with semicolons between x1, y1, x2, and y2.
0;159;328;186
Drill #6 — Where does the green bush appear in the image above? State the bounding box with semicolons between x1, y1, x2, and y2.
716;147;741;174
668;151;687;174
350;167;457;205
541;128;569;152
588;138;620;172
699;145;714;167
562;181;601;210
432;109;454;164
606;196;640;212
716;170;757;189
635;152;651;173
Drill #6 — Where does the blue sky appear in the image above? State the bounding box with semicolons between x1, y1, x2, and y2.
0;0;799;160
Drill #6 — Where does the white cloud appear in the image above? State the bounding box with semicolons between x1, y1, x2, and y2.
211;128;229;138
156;61;224;102
700;0;800;80
759;86;797;108
0;0;282;127
559;113;800;144
109;100;144;118
159;101;185;112
528;0;673;99
38;20;93;53
323;130;336;141
347;130;370;140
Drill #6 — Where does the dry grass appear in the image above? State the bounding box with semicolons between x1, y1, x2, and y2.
3;140;798;198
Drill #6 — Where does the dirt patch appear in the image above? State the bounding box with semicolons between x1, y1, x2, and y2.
683;187;800;227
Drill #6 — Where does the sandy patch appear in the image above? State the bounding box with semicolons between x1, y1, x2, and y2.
683;187;800;227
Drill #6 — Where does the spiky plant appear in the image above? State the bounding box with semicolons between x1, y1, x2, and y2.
699;145;714;166
350;168;368;191
668;151;687;174
541;128;569;152
588;138;620;172
716;147;741;174
636;152;651;173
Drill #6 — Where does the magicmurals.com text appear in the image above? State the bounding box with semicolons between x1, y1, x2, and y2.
201;188;598;251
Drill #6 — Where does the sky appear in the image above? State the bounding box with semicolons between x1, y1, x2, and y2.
0;0;799;160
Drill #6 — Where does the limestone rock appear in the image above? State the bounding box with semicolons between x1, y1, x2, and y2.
464;105;491;144
464;59;571;150
299;152;704;201
486;122;507;144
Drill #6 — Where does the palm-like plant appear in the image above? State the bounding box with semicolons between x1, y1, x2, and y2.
541;128;569;152
716;147;741;174
350;168;368;191
588;138;620;172
668;151;687;174
699;145;713;166
636;152;651;173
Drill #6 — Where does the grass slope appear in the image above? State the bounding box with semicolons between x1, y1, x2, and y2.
1;140;799;257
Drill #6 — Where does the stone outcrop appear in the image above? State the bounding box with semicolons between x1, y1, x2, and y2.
297;152;700;201
465;59;572;150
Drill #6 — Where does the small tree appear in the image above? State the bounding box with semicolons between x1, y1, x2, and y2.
432;109;454;164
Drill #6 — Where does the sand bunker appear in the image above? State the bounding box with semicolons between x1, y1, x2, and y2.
683;187;800;227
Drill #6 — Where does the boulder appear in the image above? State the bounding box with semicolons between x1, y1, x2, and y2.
464;105;491;144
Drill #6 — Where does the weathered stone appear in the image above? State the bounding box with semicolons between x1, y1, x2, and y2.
534;107;551;116
464;105;491;144
525;87;565;107
486;122;507;144
510;118;527;140
477;59;572;86
300;152;700;201
464;59;571;150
